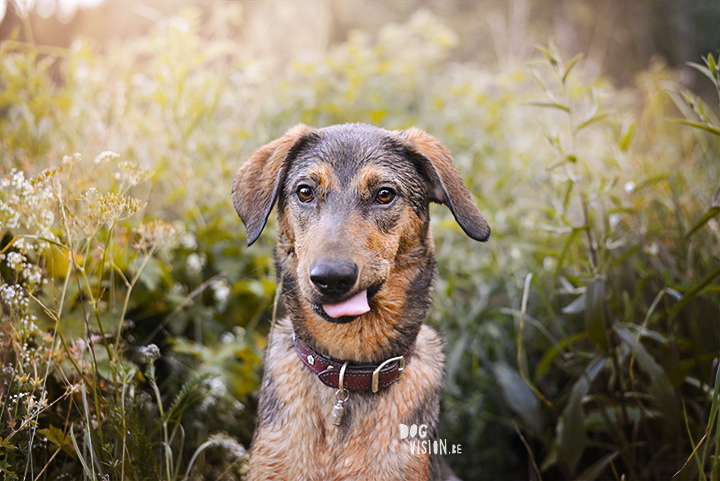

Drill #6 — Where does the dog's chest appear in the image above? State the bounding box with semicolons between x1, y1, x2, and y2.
248;320;444;480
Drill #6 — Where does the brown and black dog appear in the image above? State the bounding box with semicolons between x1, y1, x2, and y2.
232;124;489;480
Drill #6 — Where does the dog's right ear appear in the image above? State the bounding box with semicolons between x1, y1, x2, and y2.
232;124;314;246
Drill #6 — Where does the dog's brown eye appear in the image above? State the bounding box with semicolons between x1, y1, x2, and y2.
375;188;396;205
297;185;314;203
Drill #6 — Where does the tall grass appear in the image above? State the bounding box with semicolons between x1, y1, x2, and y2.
1;7;718;480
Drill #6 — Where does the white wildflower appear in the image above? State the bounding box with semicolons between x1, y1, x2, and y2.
94;151;121;164
171;283;187;296
211;279;230;303
62;153;82;165
205;432;246;459
179;232;197;250
139;344;161;363
6;252;25;271
185;253;205;275
0;283;29;309
199;377;227;411
543;256;557;271
134;220;177;251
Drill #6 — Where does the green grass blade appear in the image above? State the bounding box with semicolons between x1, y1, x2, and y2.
669;119;720;136
702;364;720;476
576;450;620;481
70;425;97;481
669;265;720;321
526;101;570;112
688;60;719;86
684;206;720;239
676;398;707;480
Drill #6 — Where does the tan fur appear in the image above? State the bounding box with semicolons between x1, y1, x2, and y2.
281;164;432;362
248;318;444;480
233;124;489;481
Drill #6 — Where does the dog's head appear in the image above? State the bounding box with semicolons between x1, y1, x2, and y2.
233;124;489;362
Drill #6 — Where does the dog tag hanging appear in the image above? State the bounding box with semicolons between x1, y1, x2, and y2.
331;395;346;426
331;362;350;426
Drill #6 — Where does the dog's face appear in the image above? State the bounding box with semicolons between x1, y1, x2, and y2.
233;124;489;362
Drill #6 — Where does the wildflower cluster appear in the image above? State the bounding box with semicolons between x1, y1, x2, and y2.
93;191;145;225
0;168;58;250
115;160;153;186
1;139;256;479
134;219;177;252
94;151;121;164
0;6;713;480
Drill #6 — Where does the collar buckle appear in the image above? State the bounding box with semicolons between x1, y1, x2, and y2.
372;355;405;393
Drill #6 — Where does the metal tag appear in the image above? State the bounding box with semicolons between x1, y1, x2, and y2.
331;400;345;426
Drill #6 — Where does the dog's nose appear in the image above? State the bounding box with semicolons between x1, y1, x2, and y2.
310;261;358;297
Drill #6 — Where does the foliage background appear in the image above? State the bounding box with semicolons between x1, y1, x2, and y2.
0;1;719;480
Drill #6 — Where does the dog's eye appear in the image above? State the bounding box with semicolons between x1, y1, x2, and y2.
375;188;396;205
297;185;314;203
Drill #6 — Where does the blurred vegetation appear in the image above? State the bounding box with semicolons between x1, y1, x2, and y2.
1;5;719;481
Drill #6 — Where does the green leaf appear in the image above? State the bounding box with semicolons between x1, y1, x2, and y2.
527;101;570;112
669;264;720;321
535;332;589;381
39;425;71;448
708;53;718;79
547;154;578;170
688;57;719;86
70;425;97;481
615;324;679;431
556;356;607;472
684;206;720;239
537;46;559;66
562;292;586;314
688;62;718;86
575;451;620;481
493;361;543;435
707;365;720;480
0;436;17;450
619;119;637;151
577;113;609;131
669;119;720;136
584;406;660;431
540;443;559;472
562;53;583;83
553;228;582;289
585;279;608;350
667;353;720;388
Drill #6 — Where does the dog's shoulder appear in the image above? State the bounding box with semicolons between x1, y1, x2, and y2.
412;324;445;380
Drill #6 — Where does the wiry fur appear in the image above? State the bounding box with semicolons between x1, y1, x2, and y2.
232;124;489;481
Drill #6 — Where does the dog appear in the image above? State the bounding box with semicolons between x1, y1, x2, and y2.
232;123;489;480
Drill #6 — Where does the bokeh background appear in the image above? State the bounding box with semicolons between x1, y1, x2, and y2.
1;1;719;480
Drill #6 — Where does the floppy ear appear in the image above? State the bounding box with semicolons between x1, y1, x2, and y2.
232;124;314;246
398;127;491;242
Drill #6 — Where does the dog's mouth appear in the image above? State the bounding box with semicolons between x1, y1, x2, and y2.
312;283;383;324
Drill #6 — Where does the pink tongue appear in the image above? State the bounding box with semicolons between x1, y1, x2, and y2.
323;290;370;318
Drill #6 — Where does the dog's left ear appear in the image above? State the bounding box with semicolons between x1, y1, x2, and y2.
398;128;491;242
232;124;315;246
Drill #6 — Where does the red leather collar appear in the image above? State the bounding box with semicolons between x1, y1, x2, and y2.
292;332;415;392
